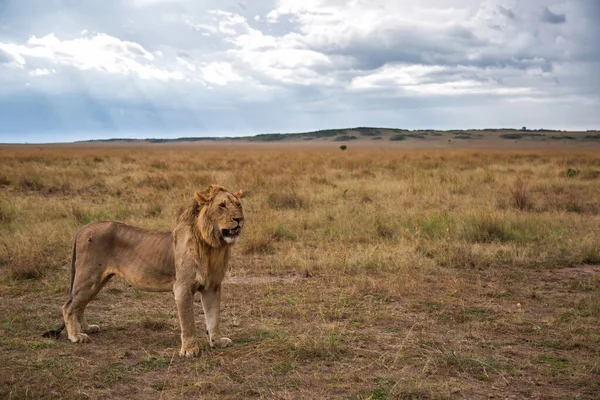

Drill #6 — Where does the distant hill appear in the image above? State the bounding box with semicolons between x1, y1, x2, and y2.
77;127;599;144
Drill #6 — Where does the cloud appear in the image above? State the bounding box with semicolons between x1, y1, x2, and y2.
29;68;55;76
541;6;566;24
0;46;25;67
1;32;185;81
0;0;598;142
497;5;515;19
201;62;242;85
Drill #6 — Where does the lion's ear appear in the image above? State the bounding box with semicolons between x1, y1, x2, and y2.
194;191;209;204
234;189;244;199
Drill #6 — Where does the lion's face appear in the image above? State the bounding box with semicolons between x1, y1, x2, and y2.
194;186;244;246
209;190;244;244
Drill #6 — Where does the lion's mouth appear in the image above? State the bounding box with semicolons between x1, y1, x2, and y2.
222;226;241;238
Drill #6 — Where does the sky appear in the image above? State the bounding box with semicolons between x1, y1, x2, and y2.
0;0;598;143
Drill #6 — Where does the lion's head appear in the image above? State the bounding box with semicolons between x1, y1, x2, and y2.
178;184;244;248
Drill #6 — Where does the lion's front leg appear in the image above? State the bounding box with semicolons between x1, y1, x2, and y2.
173;283;199;357
200;285;232;348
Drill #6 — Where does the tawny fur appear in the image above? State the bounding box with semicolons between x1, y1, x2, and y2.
43;184;244;357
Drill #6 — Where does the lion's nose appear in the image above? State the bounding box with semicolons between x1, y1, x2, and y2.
233;217;243;223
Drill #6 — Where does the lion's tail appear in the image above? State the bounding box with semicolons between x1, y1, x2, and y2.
42;232;77;339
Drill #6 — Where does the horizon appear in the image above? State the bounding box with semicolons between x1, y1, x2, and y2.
2;125;597;145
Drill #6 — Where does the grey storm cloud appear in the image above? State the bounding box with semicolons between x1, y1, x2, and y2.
0;0;598;143
497;5;515;19
541;6;566;24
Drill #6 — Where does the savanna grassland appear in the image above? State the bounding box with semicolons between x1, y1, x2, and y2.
1;145;599;399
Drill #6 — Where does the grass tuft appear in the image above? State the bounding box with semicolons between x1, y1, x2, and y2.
0;199;17;224
509;176;533;211
267;190;306;209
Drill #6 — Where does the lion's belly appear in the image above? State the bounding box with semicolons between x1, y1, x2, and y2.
108;259;176;293
119;269;175;292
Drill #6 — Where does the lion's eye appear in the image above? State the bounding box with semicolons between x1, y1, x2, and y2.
219;202;227;208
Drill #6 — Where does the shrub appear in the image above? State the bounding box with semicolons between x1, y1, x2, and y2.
390;134;425;141
566;168;580;178
510;177;532;211
333;135;357;142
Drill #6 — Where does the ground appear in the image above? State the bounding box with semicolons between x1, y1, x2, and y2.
0;140;599;399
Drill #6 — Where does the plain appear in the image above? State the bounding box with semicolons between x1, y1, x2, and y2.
1;145;599;399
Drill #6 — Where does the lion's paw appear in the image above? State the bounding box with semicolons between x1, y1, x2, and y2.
69;333;92;343
211;337;233;348
84;325;100;334
179;343;200;358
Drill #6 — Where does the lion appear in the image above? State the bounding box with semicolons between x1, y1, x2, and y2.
42;184;244;357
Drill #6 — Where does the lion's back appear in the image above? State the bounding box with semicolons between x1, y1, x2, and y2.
74;221;176;285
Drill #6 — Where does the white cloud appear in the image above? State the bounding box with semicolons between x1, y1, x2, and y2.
200;62;243;86
209;10;249;35
351;65;447;89
183;15;219;36
29;68;55;76
350;63;536;96
1;32;185;81
176;56;197;72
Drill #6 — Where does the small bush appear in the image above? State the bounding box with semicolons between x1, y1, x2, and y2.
566;168;580;178
333;135;357;142
340;145;347;151
390;134;425;141
510;177;532;211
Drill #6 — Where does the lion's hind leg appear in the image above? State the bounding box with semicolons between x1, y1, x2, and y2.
64;271;113;343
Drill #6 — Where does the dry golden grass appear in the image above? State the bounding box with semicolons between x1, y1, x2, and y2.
1;146;599;399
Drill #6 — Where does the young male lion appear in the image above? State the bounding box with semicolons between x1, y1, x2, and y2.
43;184;244;357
